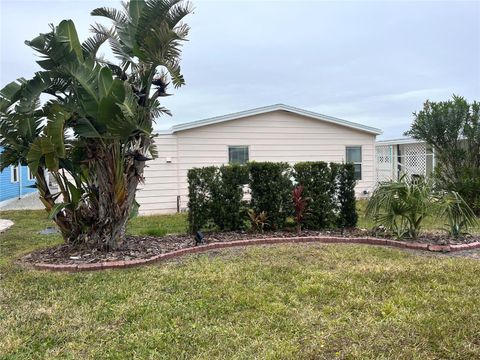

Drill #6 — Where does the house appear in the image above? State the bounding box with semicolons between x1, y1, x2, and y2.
136;104;382;215
0;147;37;207
375;137;435;183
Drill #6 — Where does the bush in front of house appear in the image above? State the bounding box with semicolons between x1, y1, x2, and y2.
336;163;358;228
366;175;433;239
366;175;478;239
211;164;249;231
435;190;478;238
187;161;359;234
187;166;218;233
248;162;293;230
405;95;480;214
293;162;337;229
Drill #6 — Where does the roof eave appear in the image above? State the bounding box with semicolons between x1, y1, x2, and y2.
156;104;382;135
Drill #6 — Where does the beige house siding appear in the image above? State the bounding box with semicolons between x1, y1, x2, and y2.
137;110;377;214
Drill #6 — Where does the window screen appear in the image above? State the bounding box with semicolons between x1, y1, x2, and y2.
228;146;249;164
346;146;362;180
11;166;19;183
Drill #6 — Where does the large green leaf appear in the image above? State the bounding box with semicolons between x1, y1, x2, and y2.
39;137;55;156
27;139;43;175
44;151;60;171
129;0;145;26
65;62;99;117
44;107;68;158
17;72;52;112
57;20;84;62
74;118;102;138
97;96;120;125
0;80;22;101
48;202;68;220
109;79;126;102
66;181;83;204
98;66;113;98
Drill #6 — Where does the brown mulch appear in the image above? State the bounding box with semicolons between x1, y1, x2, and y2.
20;228;480;265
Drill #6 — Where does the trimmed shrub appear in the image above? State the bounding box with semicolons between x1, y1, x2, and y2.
248;162;293;230
187;161;359;233
187;166;217;233
211;164;249;231
293;162;337;229
337;163;358;228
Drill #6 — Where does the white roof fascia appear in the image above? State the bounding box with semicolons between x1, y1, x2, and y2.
156;104;383;135
376;137;425;146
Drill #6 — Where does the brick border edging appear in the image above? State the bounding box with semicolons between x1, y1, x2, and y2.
29;236;480;272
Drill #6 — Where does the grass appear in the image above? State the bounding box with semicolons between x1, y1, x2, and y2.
1;209;480;359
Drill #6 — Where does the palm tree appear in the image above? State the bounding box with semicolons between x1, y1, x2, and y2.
0;0;192;250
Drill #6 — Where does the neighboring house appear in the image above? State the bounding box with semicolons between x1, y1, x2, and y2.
137;104;382;214
0;147;37;206
375;137;435;183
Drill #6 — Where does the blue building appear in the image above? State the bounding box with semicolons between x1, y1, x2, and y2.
0;147;37;205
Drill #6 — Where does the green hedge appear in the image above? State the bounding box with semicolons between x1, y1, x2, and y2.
187;161;358;233
211;165;249;231
293;162;337;229
337;163;358;228
187;166;217;233
248;162;293;230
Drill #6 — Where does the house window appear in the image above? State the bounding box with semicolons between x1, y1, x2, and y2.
11;165;19;183
346;146;362;180
228;146;249;164
28;167;35;181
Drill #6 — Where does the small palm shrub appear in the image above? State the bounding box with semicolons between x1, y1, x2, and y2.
366;175;433;239
434;191;478;238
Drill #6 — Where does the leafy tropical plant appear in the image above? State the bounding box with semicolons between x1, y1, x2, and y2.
434;191;478;238
247;209;268;233
366;175;434;239
0;0;192;250
405;95;480;213
292;185;310;234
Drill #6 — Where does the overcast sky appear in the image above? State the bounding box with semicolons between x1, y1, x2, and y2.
1;0;479;139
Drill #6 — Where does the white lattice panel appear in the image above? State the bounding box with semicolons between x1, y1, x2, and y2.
398;143;428;180
376;145;395;182
376;142;434;184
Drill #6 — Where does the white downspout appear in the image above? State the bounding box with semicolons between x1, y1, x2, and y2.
432;147;436;170
18;161;22;199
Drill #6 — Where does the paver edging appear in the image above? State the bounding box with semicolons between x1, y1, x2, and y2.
29;236;480;272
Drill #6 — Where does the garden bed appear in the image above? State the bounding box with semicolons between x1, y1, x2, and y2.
19;229;480;270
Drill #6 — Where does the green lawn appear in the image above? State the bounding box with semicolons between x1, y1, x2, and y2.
1;210;480;359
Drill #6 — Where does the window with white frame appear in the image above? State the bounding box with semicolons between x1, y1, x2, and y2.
28;167;35;181
346;146;362;180
11;165;19;183
228;146;249;164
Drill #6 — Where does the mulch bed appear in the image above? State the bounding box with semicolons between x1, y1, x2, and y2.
21;228;480;265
